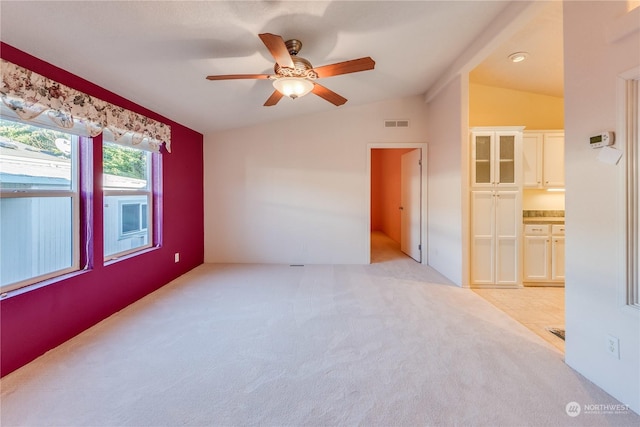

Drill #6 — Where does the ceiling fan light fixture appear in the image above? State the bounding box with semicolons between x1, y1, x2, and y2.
273;77;314;99
508;52;529;63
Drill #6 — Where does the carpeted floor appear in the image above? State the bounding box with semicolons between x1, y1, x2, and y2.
1;232;638;426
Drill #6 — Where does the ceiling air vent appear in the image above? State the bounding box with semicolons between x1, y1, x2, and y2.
384;119;410;128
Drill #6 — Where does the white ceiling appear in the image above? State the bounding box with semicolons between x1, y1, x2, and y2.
470;1;563;98
0;1;563;134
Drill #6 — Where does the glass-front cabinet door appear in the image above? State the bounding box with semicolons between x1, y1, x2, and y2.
472;132;493;187
471;128;521;188
496;133;515;185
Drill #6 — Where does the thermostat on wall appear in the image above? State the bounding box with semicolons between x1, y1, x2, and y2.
590;131;615;148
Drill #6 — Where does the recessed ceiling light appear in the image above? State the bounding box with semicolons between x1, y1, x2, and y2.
508;52;529;63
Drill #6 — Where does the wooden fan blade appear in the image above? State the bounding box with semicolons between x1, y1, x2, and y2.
264;90;284;107
311;83;347;106
312;57;375;78
206;74;271;80
258;33;294;69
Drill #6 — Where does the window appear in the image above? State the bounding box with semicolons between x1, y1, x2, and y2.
0;59;170;292
120;200;148;237
0;118;80;292
623;70;640;308
103;140;153;260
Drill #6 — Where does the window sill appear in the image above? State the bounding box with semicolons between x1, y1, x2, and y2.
0;267;90;300
104;245;160;266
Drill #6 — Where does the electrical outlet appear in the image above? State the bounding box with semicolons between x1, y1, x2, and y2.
606;335;620;359
174;252;180;263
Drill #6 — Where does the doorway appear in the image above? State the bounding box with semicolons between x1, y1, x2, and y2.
368;143;427;264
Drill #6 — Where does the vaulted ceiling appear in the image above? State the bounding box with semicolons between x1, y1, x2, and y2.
0;1;563;134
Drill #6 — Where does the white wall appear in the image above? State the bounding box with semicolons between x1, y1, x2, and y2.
563;1;639;413
425;76;466;286
204;96;428;264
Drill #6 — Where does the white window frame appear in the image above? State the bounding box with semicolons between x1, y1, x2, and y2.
620;66;640;309
0;129;80;293
118;199;148;239
103;142;153;261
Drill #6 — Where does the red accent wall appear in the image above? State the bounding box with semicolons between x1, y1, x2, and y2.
370;148;413;243
370;150;384;232
0;43;205;376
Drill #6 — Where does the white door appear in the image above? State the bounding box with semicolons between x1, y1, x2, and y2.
400;149;421;262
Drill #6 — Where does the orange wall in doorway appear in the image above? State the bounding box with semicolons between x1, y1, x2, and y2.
371;148;413;243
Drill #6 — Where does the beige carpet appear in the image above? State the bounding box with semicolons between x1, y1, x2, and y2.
1;233;638;426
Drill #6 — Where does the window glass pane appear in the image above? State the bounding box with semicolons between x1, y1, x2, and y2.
0;118;79;291
104;195;150;258
103;142;149;190
0;197;73;287
0;118;73;191
122;203;141;234
141;204;148;230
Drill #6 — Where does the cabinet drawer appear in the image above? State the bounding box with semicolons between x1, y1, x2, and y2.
552;225;565;235
524;224;550;235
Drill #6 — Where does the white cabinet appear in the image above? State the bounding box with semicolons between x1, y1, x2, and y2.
471;190;520;286
472;127;523;188
523;225;551;281
551;225;565;281
523;224;565;284
522;131;565;188
470;127;523;286
522;133;542;187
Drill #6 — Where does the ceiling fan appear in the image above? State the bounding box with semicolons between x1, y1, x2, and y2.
206;33;375;107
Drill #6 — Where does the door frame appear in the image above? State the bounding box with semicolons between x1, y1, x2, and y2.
367;142;428;264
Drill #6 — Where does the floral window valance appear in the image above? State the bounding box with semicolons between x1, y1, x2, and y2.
0;59;171;153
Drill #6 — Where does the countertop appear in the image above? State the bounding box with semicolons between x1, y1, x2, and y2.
522;217;565;225
522;210;565;225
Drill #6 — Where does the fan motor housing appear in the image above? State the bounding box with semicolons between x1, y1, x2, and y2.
273;39;318;79
285;39;302;55
274;57;317;79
